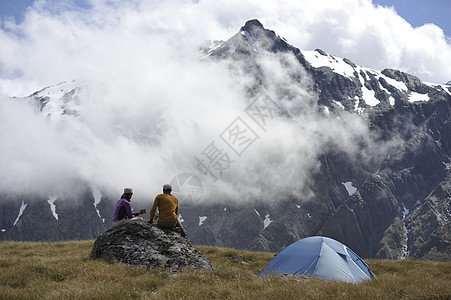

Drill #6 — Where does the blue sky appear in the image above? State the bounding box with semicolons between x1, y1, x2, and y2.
0;0;90;21
372;0;450;37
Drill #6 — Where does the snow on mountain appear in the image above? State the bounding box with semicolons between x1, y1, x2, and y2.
47;196;58;220
199;216;207;226
13;200;27;226
240;30;258;52
206;20;450;124
24;80;82;121
303;49;356;78
263;214;272;229
302;48;440;110
408;91;430;103
91;186;104;222
342;182;358;196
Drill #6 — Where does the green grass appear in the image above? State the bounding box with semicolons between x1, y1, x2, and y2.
0;241;450;299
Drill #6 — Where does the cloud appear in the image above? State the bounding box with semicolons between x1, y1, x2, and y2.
0;95;80;197
1;0;450;93
240;0;451;84
0;0;441;204
196;50;398;204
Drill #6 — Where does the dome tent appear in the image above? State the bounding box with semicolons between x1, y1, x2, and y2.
258;236;375;283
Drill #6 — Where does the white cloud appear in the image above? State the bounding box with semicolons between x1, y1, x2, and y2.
243;0;451;84
1;0;450;94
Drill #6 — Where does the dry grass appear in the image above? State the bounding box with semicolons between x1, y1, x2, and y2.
0;240;450;299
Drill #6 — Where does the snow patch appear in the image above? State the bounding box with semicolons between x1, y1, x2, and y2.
178;214;184;223
263;214;273;229
254;208;260;216
423;82;451;96
400;203;410;259
361;86;380;107
408;91;430;103
32;81;81;122
323;106;330;114
333;100;345;110
401;203;410;219
1;229;5;232
296;204;300;208
224;207;227;211
206;40;223;56
342;182;357;196
307;213;312;218
440;85;451;96
91;186;103;219
354;96;365;114
241;30;258;51
389;96;395;106
14;200;28;226
303;50;355;78
380;74;408;92
47;196;58;220
199;216;207;226
374;78;398;106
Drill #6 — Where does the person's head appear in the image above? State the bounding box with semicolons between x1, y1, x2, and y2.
122;188;134;200
162;184;172;194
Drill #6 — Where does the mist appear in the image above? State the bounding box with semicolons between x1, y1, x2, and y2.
0;0;440;204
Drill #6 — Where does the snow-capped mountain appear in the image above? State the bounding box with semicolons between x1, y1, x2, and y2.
188;20;451;260
1;19;450;260
24;80;82;120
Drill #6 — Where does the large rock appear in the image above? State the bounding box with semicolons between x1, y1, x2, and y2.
90;220;214;272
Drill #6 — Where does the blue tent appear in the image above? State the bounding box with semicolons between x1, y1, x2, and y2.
258;236;375;283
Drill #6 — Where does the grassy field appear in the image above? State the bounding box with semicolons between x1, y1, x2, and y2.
0;240;450;299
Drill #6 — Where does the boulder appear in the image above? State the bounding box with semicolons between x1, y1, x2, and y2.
90;220;214;272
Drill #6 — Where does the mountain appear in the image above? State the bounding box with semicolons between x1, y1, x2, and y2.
1;20;450;260
186;19;451;260
0;187;114;241
1;80;116;241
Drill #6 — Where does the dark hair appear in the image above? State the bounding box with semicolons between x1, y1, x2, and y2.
121;193;132;200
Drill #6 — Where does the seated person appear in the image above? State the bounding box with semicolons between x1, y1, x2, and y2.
148;184;186;237
112;188;146;226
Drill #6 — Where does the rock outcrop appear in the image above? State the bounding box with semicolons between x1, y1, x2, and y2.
90;220;214;272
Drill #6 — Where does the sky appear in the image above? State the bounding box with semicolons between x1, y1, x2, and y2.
372;0;450;38
0;0;450;204
0;0;449;96
1;0;450;38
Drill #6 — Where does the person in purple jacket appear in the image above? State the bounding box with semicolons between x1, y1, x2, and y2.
112;188;146;226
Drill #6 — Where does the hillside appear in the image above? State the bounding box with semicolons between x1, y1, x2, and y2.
0;241;450;299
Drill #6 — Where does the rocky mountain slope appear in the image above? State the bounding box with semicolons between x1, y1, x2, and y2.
185;20;451;260
1;20;450;260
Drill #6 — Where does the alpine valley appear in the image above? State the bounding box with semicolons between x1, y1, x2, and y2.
1;20;450;261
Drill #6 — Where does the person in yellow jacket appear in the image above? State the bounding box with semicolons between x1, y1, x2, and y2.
148;184;186;237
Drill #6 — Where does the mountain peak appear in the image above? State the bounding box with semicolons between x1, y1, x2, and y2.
241;19;264;31
240;19;268;40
